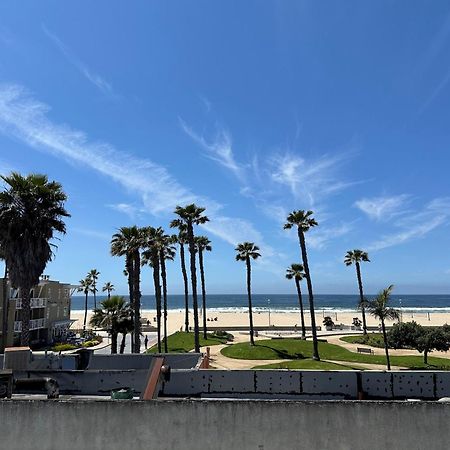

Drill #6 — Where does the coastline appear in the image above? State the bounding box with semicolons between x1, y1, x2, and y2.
71;308;450;335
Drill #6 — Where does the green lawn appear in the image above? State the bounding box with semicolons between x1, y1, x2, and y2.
221;338;450;370
146;331;228;353
252;360;357;370
340;334;385;348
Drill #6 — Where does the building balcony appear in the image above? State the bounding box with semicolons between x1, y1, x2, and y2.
13;318;47;332
11;298;48;309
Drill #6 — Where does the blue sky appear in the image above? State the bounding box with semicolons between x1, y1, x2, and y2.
0;1;450;294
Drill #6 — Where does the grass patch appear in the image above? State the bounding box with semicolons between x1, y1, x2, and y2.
340;334;385;348
221;338;450;370
253;360;357;370
146;331;228;353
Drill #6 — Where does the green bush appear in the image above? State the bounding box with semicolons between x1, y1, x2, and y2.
211;330;234;341
82;340;100;348
52;343;77;352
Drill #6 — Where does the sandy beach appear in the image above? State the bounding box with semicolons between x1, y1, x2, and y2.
71;308;450;334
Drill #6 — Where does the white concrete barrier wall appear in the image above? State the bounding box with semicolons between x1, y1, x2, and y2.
1;399;450;450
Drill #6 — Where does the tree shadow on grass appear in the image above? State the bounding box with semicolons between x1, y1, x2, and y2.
254;343;304;360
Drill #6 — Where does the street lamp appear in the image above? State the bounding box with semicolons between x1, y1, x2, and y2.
399;298;402;323
268;299;271;327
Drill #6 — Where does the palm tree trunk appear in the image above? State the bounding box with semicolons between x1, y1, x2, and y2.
20;288;31;346
356;262;367;335
120;333;126;354
294;278;306;339
133;250;141;353
187;221;200;353
93;286;97;310
111;331;118;354
381;319;391;370
126;254;135;352
108;291;111;300
424;349;428;365
180;243;189;333
152;252;162;352
160;252;168;353
246;257;255;346
83;292;88;332
298;229;320;360
1;262;9;351
199;249;207;340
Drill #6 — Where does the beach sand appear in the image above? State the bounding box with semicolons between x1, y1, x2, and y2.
71;308;450;334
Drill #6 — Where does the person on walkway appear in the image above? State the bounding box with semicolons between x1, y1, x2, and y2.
144;335;149;350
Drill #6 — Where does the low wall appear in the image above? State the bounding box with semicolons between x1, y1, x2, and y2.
1;399;449;450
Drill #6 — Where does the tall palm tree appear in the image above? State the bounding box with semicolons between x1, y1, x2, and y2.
78;277;93;332
171;204;209;353
88;269;100;309
160;234;176;353
345;249;370;335
118;315;134;354
285;263;307;339
195;236;212;339
102;282;115;300
111;226;143;353
366;285;399;370
235;242;261;346
142;226;164;352
0;173;69;346
90;296;132;354
284;210;320;360
173;225;190;332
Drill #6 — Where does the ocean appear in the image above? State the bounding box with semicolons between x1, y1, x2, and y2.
70;294;450;313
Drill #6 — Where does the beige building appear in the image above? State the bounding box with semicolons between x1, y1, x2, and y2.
0;276;77;349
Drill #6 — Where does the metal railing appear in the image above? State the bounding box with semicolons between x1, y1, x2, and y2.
13;319;47;332
11;298;48;309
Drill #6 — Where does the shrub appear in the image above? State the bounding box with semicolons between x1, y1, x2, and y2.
211;330;234;341
323;316;334;327
52;343;77;352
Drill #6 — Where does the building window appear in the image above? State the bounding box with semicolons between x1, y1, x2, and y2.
63;307;68;317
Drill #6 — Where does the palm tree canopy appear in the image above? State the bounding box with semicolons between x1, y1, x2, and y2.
195;236;212;253
172;204;209;226
77;277;93;295
141;226;165;265
89;269;100;281
283;210;318;232
90;295;132;330
344;249;370;266
102;281;115;293
235;242;261;261
365;285;399;321
0;172;70;289
285;263;305;281
110;226;143;257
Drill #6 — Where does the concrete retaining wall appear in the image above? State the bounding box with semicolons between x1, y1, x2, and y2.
1;399;449;450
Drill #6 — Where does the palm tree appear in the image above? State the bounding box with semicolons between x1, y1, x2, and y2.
102;282;115;300
235;242;261;346
118;315;134;354
142;226;164;352
173;226;190;332
0;173;69;345
365;285;399;370
171;204;209;353
195;236;212;339
88;269;100;309
284;210;320;360
111;226;143;353
78;277;93;332
159;234;176;353
285;263;307;339
90;296;132;354
345;250;370;335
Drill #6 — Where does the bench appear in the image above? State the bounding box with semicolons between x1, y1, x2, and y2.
357;347;374;355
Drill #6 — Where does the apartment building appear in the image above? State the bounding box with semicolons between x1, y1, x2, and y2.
0;276;77;348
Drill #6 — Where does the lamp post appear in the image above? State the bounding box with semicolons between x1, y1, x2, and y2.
268;299;271;327
399;298;403;323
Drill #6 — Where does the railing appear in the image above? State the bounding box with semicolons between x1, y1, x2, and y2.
11;298;48;309
13;319;47;333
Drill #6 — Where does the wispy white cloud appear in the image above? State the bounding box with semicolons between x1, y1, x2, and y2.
307;223;353;250
366;197;450;251
42;25;113;95
354;194;410;221
107;203;145;219
180;119;246;182
0;83;279;269
270;151;361;207
71;227;111;241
